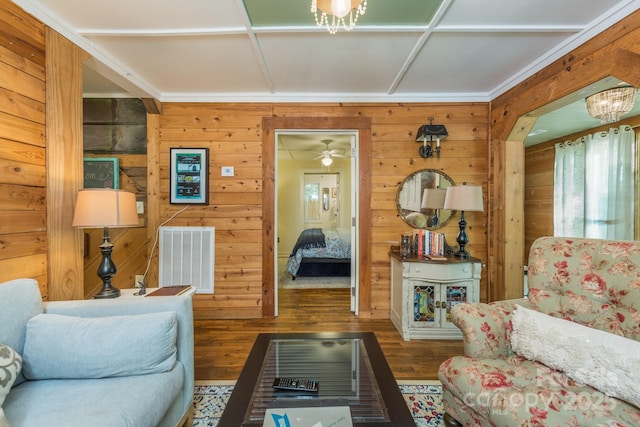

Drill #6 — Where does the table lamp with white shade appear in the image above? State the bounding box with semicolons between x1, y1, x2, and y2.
72;189;139;298
443;184;484;259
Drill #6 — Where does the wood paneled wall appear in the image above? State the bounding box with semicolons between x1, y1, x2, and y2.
490;10;640;301
0;1;47;296
159;103;489;319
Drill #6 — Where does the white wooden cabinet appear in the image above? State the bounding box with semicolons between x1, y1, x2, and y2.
390;252;481;340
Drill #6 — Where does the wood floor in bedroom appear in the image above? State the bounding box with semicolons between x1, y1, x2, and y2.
193;287;465;381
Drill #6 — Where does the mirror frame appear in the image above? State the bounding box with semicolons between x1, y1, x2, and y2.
396;168;456;230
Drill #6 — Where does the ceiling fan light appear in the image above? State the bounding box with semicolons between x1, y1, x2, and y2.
321;155;333;166
585;86;637;124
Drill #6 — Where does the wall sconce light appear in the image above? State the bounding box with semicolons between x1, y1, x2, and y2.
415;117;448;159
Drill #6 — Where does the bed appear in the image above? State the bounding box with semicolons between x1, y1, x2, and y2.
287;228;351;279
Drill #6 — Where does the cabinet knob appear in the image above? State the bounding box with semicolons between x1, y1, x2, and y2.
414;267;421;273
463;267;469;273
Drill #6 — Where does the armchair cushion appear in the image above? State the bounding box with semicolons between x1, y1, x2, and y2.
511;304;640;408
23;311;177;380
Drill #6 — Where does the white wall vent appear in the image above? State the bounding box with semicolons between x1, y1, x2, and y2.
159;226;214;294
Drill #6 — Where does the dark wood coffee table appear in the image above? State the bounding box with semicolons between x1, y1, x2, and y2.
219;332;414;426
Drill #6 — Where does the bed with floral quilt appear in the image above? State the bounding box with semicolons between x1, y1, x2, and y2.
286;228;351;279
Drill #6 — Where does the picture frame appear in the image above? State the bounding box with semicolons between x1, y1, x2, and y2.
83;157;119;189
170;148;209;204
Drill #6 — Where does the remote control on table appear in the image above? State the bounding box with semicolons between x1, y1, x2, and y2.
272;378;319;392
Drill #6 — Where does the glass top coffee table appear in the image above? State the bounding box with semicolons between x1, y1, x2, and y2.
219;332;413;426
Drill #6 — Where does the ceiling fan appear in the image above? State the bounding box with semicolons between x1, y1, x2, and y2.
313;140;345;166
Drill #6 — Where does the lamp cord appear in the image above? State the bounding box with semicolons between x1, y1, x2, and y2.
140;205;191;284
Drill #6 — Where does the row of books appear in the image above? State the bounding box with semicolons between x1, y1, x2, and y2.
414;229;446;258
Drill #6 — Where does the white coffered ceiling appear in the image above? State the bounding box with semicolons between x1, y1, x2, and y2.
13;0;640;145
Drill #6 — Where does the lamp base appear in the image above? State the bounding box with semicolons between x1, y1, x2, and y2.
454;211;471;259
93;285;121;299
453;249;470;259
94;227;120;299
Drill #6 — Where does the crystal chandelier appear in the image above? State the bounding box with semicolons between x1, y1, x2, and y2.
311;0;367;34
585;87;637;124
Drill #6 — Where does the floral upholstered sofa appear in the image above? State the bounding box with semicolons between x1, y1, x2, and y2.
438;237;640;426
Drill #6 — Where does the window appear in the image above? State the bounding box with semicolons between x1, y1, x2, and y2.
304;183;320;221
554;125;636;239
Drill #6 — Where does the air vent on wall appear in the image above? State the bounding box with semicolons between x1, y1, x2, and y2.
158;226;214;294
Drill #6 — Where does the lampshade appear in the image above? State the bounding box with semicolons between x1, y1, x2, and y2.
415;124;448;142
73;189;139;228
585;87;637;124
421;188;447;210
444;185;484;212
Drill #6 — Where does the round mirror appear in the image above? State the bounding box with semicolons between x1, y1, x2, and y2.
396;169;456;229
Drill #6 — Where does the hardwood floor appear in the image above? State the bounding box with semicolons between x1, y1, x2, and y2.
194;288;464;381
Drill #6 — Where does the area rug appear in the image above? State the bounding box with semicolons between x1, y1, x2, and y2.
192;380;444;426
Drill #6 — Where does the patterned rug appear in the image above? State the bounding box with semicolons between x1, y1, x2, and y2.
192;380;444;426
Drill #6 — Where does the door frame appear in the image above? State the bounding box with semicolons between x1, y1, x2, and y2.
262;116;372;318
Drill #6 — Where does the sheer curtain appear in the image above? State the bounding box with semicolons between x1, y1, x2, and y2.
554;126;635;239
554;138;586;236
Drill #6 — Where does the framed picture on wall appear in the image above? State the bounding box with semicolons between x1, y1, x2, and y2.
83;157;119;189
170;148;209;204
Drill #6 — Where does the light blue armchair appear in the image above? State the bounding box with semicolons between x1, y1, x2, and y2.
0;278;194;427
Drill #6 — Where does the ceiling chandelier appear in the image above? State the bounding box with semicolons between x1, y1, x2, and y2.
311;0;367;34
585;86;637;124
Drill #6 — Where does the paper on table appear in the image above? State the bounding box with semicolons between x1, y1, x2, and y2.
263;406;352;427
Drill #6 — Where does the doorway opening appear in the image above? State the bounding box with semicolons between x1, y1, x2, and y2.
275;130;358;315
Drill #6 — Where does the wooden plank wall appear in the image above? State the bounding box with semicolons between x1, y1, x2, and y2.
160;103;489;319
0;1;47;296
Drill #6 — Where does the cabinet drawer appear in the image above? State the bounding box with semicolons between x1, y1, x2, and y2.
403;262;477;281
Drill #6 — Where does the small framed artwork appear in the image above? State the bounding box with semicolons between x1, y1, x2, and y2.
83;157;119;189
170;148;209;204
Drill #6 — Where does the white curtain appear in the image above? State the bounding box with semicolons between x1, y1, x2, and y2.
554;138;586;237
554;126;635;239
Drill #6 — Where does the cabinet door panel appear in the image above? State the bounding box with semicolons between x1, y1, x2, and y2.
442;282;471;329
408;281;437;328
